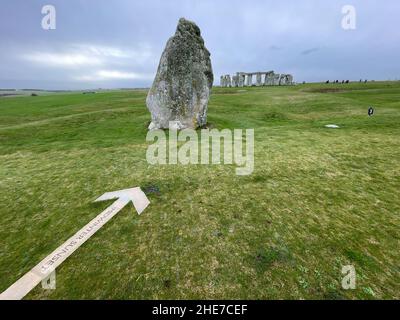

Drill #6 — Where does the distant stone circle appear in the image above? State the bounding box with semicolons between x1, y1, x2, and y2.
220;71;294;87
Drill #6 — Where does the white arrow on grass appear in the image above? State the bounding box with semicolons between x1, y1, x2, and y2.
0;187;150;300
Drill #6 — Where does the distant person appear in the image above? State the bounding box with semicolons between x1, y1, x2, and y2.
326;80;330;84
368;107;374;116
364;79;368;83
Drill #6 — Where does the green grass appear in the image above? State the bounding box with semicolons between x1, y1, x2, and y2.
0;82;399;299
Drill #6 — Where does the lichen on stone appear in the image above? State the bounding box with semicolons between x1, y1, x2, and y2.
146;18;213;130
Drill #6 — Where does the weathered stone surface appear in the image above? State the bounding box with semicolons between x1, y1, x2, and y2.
273;74;280;85
232;75;239;87
278;74;284;86
146;18;213;130
286;74;293;85
279;74;293;85
246;74;253;86
264;71;274;85
238;73;245;87
220;75;225;87
225;75;232;87
256;73;262;86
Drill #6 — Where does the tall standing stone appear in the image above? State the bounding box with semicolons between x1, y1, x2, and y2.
246;74;253;86
273;74;280;85
220;75;225;87
232;75;239;87
226;75;232;87
264;71;274;86
146;18;213;130
256;73;262;86
238;73;245;87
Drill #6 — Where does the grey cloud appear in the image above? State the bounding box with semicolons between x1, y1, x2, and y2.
269;45;283;51
301;48;320;55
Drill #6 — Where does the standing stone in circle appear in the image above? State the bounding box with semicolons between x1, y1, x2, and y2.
226;75;232;87
146;18;213;130
279;74;285;85
238;73;245;87
241;74;246;87
220;75;225;87
246;74;253;86
279;74;293;85
264;71;274;86
256;73;262;86
232;75;239;87
273;74;281;85
266;73;273;86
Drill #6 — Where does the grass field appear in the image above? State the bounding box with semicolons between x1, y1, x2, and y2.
0;81;399;299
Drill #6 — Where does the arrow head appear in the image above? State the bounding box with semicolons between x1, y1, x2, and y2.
95;187;150;215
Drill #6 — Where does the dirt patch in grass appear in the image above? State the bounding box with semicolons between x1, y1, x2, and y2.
263;111;288;121
253;245;294;273
323;289;346;300
215;89;244;95
143;184;161;196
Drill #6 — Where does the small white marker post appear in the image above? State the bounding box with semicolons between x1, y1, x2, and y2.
0;187;150;300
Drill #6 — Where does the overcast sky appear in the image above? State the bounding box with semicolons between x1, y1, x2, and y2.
1;0;399;89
